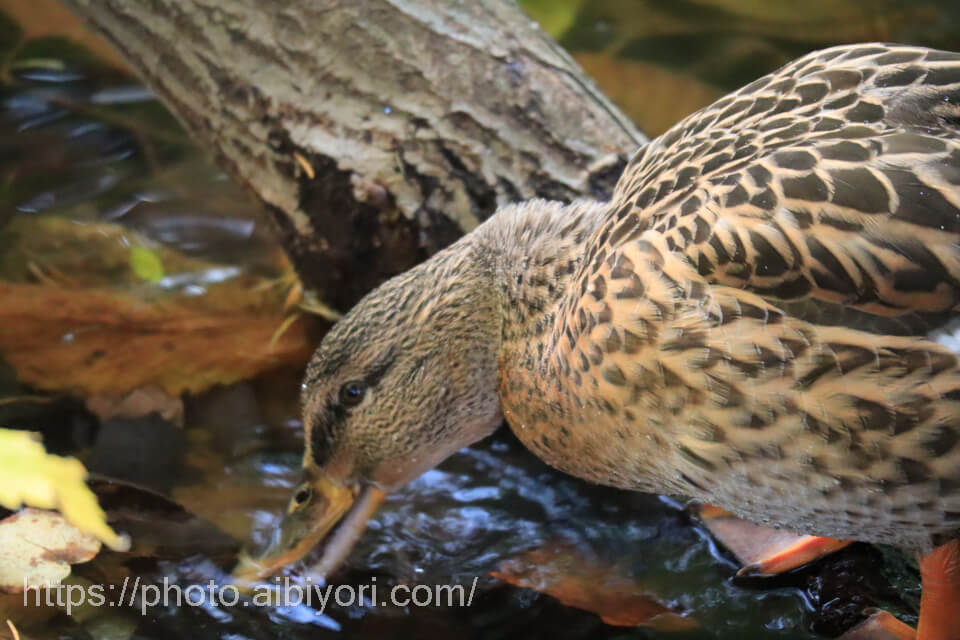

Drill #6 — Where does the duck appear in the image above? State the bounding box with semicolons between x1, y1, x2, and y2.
235;43;960;638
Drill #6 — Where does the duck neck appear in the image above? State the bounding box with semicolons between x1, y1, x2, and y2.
470;198;607;378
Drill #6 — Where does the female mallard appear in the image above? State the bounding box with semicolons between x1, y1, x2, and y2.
237;43;960;637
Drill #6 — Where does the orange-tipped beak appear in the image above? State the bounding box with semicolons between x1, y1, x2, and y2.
232;472;385;584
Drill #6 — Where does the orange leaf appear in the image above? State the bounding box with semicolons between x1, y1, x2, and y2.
0;281;314;396
491;544;697;631
0;0;130;70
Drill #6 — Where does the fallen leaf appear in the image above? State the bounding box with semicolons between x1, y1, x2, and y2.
0;216;317;396
0;0;131;70
0;281;314;396
0;591;59;635
1;477;238;635
88;477;238;561
0;429;126;550
519;0;586;40
0;216;251;296
0;509;100;592
128;246;165;283
86;386;184;426
837;610;915;640
491;544;697;631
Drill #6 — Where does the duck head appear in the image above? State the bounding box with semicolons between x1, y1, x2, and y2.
233;245;503;581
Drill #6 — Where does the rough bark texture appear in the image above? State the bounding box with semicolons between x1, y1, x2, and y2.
60;0;644;309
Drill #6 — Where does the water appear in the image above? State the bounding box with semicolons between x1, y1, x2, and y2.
120;426;915;639
4;1;956;638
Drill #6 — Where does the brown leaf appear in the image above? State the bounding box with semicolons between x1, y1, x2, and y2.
0;281;314;396
0;0;131;70
0;479;238;635
0;591;60;635
837;610;916;640
89;476;239;561
491;544;697;631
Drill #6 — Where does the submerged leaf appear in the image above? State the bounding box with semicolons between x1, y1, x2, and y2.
89;477;239;560
0;0;131;70
0;281;315;396
0;214;314;396
128;246;165;283
492;544;697;631
519;0;586;39
0;429;125;550
0;217;239;293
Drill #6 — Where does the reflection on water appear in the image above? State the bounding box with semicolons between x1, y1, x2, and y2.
157;426;920;639
0;51;283;279
4;0;957;637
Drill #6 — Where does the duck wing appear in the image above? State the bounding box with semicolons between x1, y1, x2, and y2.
567;229;960;546
558;44;960;545
604;43;960;335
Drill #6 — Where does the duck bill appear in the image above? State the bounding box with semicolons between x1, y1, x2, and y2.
232;473;385;583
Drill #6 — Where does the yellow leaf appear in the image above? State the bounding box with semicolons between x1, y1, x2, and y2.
0;429;127;551
519;0;586;39
0;216;228;289
128;247;165;283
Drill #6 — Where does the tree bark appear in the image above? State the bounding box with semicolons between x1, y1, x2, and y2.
60;0;644;309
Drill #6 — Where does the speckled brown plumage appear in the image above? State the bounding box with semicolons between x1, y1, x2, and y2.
295;43;960;555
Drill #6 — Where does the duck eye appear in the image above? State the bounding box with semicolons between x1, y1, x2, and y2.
293;486;312;506
339;380;367;407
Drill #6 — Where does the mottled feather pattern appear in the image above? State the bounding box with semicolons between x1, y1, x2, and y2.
301;44;960;551
614;44;960;316
492;44;960;548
